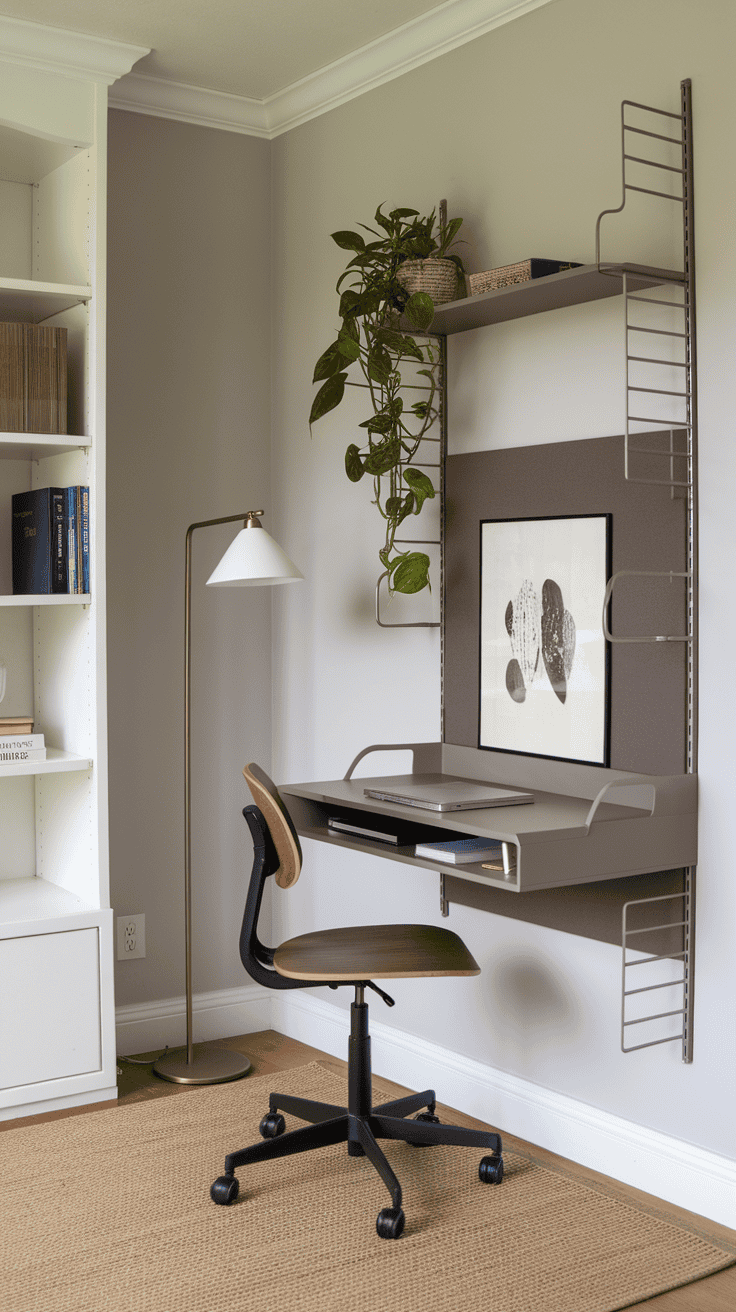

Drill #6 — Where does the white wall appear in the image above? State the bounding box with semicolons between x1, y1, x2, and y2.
270;0;736;1166
106;112;274;1006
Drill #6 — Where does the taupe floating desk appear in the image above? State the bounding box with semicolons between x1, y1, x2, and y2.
280;769;697;896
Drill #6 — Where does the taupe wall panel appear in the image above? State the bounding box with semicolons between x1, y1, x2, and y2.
445;435;688;775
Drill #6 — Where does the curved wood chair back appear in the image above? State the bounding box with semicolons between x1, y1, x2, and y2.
243;763;302;889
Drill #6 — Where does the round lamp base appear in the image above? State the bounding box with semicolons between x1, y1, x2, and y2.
153;1047;251;1085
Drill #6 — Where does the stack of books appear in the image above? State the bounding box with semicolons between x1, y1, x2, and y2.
0;720;46;763
11;486;90;595
414;836;505;864
0;323;67;434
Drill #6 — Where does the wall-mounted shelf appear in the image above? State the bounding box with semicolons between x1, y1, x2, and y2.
0;277;92;323
429;263;684;336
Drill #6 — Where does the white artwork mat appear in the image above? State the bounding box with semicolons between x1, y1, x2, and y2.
479;515;610;765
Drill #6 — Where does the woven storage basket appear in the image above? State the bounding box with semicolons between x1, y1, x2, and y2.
469;262;534;294
397;258;459;304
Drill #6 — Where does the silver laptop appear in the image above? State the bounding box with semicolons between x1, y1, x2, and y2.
363;777;534;812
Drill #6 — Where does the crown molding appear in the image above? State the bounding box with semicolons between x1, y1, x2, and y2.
109;73;270;137
109;0;559;137
0;14;149;84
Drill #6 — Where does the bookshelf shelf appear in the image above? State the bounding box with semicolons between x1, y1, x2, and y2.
0;433;89;459
0;748;92;778
0;277;92;324
0;876;95;930
0;594;91;606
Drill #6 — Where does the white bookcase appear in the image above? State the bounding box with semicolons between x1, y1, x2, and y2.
0;23;147;1120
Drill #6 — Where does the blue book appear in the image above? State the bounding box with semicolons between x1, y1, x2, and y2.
64;486;77;593
12;487;66;594
79;486;90;594
413;836;504;864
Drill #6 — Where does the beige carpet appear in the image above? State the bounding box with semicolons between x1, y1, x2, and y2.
3;1062;734;1312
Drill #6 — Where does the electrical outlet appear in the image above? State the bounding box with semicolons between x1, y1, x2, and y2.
117;913;145;960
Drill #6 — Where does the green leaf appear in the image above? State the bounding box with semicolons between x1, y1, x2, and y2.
403;468;435;512
336;333;361;361
309;371;347;426
312;342;344;383
338;289;362;317
373;206;392;234
358;413;393;434
367;347;392;384
331;230;366;252
363;437;401;476
341;316;360;341
389;207;419;220
391;551;431;594
385;492;414;522
404;292;435;332
411;401;430;419
345;444;364;482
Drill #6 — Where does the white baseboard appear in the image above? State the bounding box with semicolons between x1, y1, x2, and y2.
115;983;273;1056
272;991;736;1232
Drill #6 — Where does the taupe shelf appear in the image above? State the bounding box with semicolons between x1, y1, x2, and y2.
429;263;684;336
281;768;697;894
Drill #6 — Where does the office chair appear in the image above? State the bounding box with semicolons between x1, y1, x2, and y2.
210;763;504;1239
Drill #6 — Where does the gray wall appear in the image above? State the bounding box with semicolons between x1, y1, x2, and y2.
106;112;273;1005
270;0;736;1159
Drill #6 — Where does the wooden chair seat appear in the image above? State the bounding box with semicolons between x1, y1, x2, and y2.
273;923;480;981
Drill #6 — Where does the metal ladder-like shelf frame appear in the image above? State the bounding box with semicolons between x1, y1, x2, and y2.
595;80;697;1063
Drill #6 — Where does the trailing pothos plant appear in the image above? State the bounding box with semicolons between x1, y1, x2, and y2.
309;205;464;596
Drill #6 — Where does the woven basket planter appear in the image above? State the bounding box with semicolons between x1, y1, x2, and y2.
397;258;460;305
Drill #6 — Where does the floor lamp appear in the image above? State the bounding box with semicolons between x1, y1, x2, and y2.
154;510;303;1085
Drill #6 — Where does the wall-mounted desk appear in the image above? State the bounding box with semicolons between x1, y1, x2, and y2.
281;745;697;897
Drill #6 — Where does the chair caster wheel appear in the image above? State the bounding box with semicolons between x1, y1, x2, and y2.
259;1112;286;1139
211;1174;239;1205
376;1206;405;1240
409;1110;441;1146
479;1155;504;1184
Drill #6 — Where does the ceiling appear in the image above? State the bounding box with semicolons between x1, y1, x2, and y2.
0;0;556;135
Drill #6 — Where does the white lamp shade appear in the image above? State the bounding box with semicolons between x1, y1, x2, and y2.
206;525;303;587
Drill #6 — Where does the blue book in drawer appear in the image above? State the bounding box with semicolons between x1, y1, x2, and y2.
12;487;66;594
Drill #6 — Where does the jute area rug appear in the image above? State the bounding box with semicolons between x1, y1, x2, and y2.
3;1061;734;1312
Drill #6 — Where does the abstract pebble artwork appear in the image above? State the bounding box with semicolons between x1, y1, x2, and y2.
505;578;576;705
480;514;610;765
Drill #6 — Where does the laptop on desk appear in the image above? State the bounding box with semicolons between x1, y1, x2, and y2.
363;777;534;812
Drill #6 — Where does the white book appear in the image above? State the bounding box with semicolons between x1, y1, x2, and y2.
0;733;45;752
0;747;47;762
414;836;504;865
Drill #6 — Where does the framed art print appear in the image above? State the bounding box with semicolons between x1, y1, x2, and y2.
479;513;611;766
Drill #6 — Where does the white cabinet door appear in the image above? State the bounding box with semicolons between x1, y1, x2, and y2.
0;928;101;1090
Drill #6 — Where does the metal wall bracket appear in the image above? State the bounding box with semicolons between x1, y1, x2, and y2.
602;570;692;644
